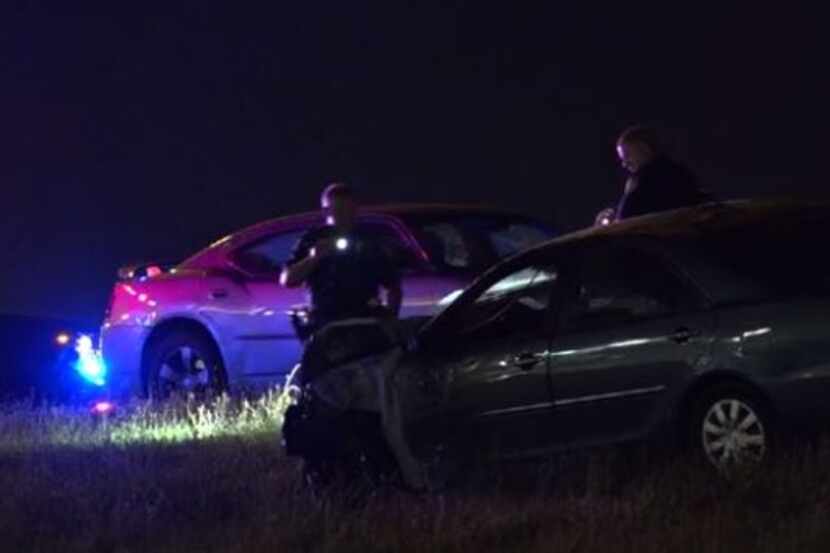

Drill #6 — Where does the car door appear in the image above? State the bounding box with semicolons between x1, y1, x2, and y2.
546;240;714;448
206;227;311;380
427;258;563;457
209;217;466;381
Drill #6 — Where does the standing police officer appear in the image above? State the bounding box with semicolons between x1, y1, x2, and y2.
281;184;426;491
280;182;402;333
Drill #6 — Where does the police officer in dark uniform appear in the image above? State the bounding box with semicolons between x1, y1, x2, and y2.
595;125;713;225
281;184;428;490
280;182;402;335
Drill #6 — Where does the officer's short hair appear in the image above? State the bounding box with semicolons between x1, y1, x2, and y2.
321;182;357;208
618;125;663;152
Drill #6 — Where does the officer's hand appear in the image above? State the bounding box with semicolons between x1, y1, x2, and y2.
311;237;338;258
595;207;615;227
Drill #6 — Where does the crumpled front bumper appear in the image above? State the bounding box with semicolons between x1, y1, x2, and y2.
285;346;432;489
282;394;346;457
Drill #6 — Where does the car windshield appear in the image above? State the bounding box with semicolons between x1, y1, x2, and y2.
402;213;555;273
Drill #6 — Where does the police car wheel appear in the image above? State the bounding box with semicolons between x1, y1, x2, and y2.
145;330;226;401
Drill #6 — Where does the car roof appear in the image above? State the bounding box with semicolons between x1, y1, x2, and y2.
182;203;539;267
532;197;830;252
234;203;532;236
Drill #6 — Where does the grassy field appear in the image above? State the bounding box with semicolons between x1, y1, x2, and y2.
2;393;830;553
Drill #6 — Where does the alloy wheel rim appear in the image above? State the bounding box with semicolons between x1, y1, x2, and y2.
157;346;211;396
701;398;766;469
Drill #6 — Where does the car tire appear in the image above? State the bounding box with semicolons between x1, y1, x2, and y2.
686;383;775;473
144;330;227;400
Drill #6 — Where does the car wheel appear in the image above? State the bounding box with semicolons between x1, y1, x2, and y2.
687;384;774;473
145;330;226;400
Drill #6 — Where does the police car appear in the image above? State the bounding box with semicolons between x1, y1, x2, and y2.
99;205;556;398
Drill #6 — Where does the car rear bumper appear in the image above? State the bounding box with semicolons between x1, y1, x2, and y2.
100;324;147;397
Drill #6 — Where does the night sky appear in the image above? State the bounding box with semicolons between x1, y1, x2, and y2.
2;4;827;323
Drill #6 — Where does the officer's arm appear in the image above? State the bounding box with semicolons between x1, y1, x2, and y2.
280;233;327;288
280;255;320;288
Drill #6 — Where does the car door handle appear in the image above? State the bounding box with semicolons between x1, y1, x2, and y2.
513;352;543;371
671;327;699;344
209;289;229;300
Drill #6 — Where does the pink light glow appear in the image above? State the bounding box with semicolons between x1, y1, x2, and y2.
123;285;137;296
138;293;148;303
91;401;115;415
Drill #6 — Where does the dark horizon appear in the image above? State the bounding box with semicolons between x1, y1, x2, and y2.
2;4;827;322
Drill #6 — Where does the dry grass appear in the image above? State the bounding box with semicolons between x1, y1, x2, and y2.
2;394;830;553
0;390;289;451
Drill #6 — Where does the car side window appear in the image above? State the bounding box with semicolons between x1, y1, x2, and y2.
489;223;553;259
561;246;692;332
686;215;830;300
420;223;473;270
231;229;308;277
358;222;420;270
456;263;560;338
404;214;556;274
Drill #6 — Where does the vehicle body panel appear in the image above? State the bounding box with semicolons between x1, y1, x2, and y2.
430;332;555;457
546;310;717;448
709;299;830;425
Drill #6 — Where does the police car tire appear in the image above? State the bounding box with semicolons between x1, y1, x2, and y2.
144;330;226;400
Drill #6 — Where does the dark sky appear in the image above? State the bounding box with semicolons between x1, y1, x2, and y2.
2;4;827;322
